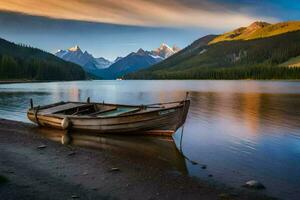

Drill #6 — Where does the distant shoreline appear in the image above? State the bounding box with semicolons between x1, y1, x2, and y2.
0;79;299;85
0;79;92;85
0;80;41;84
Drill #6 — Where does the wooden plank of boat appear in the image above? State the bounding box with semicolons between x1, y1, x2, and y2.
98;107;141;117
38;103;86;115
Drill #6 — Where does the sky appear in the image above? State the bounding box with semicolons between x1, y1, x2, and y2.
0;0;299;60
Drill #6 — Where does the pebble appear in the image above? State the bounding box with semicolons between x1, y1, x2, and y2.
71;194;79;199
109;167;120;172
201;165;207;169
208;174;213;177
37;145;47;149
190;160;198;165
243;180;265;189
68;152;76;156
82;172;88;176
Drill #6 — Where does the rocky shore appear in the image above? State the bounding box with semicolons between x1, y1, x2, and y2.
0;119;275;200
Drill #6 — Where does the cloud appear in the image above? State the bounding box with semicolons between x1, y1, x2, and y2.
0;0;277;29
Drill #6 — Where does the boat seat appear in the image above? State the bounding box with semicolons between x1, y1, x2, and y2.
39;103;86;115
88;106;117;116
97;107;141;117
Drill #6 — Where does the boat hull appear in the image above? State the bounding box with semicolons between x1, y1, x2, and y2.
27;100;190;136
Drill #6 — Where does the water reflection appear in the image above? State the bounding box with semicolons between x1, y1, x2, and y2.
188;91;300;135
35;127;187;174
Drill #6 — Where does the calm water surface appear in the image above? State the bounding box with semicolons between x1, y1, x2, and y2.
0;80;300;199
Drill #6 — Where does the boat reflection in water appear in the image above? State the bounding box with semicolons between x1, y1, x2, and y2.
35;127;188;174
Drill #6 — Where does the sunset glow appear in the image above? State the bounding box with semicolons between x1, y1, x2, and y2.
0;0;274;29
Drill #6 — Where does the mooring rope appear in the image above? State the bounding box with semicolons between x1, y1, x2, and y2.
178;126;198;165
177;92;205;167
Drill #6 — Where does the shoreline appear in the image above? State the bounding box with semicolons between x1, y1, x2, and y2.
0;119;275;200
0;79;299;85
0;80;90;85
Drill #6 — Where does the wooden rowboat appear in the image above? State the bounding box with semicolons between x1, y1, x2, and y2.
27;98;190;136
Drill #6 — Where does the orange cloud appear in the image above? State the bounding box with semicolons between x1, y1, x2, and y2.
0;0;276;29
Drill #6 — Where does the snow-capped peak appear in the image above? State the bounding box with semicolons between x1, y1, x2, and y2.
55;46;112;70
158;43;173;51
55;49;68;57
151;43;180;59
68;45;81;52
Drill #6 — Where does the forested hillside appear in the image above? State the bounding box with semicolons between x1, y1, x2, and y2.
0;38;86;81
127;22;300;80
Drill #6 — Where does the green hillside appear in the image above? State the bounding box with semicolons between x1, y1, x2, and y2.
0;38;86;81
127;29;300;80
210;21;300;44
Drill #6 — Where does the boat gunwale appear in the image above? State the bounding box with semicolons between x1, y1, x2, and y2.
28;108;181;127
28;100;189;120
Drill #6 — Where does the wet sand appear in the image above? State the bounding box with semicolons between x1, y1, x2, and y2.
0;119;275;200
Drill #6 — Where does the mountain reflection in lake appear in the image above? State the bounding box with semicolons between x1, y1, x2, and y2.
0;80;300;200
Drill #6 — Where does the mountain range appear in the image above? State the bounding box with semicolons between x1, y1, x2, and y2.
127;21;300;80
55;43;180;79
98;44;179;79
55;46;112;74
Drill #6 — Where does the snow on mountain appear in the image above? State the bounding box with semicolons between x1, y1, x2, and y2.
95;57;112;69
68;45;81;52
113;57;123;63
151;43;180;59
55;49;68;58
55;46;112;72
150;54;164;60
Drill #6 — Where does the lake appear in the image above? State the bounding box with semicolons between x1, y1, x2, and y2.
0;80;299;199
